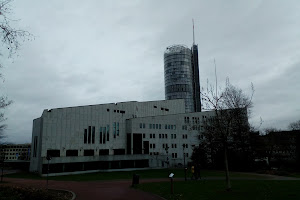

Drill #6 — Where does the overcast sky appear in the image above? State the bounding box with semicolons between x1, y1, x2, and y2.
1;0;300;143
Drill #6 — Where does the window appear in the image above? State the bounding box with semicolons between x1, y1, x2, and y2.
66;150;78;157
88;126;91;144
113;123;116;138
163;144;165;148
143;123;145;128
162;134;164;138
107;125;110;141
47;150;60;157
103;127;106;143
84;129;87;144
150;124;152;129
153;134;155;139
84;149;94;156
107;109;110;112
172;144;174;148
175;144;177;148
171;134;173;139
159;134;161;138
153;144;156;149
154;106;157;108
117;123;119;136
165;134;167;139
174;134;176;139
143;133;145;138
150;144;153;148
174;125;176;130
159;124;161;129
153;124;155;129
92;126;95;144
100;127;103;144
165;124;167;129
33;136;38;157
171;125;173;129
140;123;143;128
165;108;169;111
156;124;158;129
168;125;170;129
150;134;152;139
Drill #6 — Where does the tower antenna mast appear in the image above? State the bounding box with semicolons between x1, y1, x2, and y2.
192;19;195;45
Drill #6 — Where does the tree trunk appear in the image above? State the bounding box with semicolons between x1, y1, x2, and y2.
224;145;231;191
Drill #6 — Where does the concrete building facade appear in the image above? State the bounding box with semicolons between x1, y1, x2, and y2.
30;99;215;175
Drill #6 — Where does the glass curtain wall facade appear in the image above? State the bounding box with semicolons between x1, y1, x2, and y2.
164;45;194;112
191;44;201;112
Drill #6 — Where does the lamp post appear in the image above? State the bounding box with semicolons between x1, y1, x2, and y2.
182;144;187;181
46;155;52;189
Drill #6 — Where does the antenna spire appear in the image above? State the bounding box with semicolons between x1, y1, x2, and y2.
192;19;195;45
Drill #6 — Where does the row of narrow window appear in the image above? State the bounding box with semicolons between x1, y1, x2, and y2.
142;133;187;139
46;149;125;157
182;125;202;131
84;123;120;144
140;123;176;130
106;109;125;114
153;106;169;111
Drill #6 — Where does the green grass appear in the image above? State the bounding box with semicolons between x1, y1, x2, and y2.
5;169;265;182
136;180;300;200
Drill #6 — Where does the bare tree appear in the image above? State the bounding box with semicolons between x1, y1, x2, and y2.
288;120;300;131
200;78;254;191
0;0;32;143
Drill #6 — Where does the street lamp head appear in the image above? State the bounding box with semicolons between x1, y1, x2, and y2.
46;155;52;161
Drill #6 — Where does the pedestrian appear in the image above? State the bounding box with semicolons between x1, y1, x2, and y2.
191;165;195;180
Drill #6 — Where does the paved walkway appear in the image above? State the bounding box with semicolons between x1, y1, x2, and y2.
2;178;166;200
2;173;299;200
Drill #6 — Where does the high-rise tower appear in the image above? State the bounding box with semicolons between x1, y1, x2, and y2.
164;21;201;112
164;45;195;112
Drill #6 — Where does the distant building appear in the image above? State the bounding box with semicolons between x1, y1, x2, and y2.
30;99;216;175
0;144;31;161
164;44;201;112
253;130;300;167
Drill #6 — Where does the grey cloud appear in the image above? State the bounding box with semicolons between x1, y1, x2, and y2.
2;0;300;143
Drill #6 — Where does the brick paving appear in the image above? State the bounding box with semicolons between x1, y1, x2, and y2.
2;178;166;200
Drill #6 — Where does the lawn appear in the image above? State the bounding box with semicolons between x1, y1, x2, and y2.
5;169;265;181
136;180;300;200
